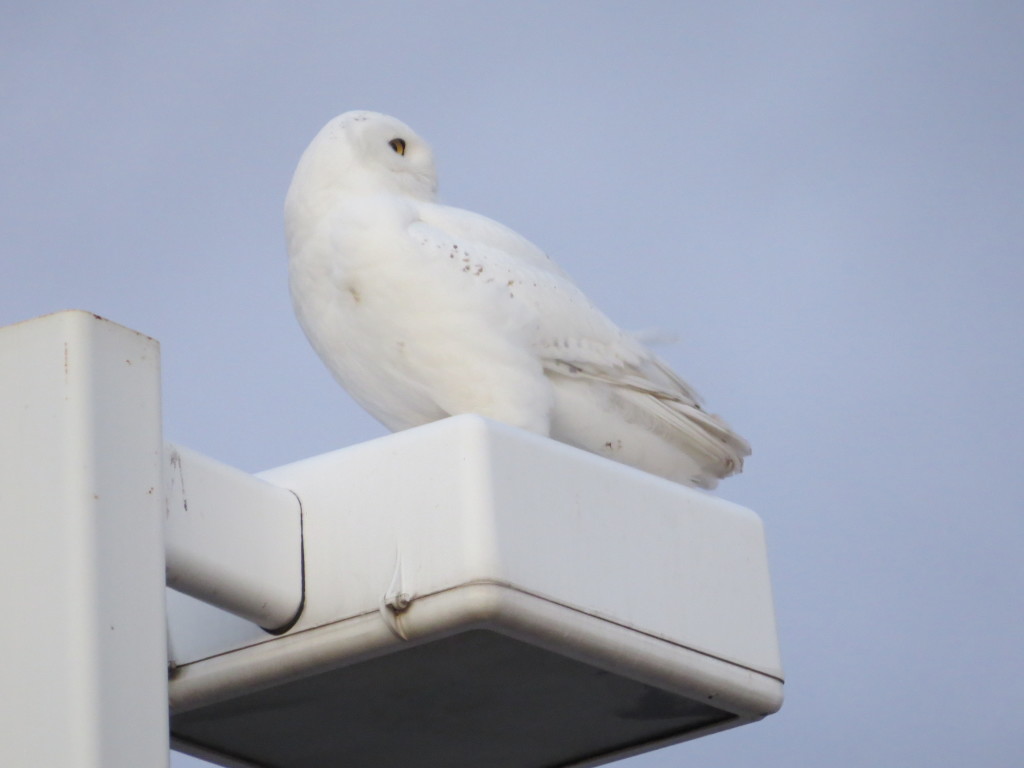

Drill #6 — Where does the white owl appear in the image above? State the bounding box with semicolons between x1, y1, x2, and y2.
285;111;749;488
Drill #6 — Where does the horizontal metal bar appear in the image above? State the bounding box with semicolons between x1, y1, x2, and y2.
164;443;303;631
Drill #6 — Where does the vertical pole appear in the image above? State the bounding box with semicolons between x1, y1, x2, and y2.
0;311;168;767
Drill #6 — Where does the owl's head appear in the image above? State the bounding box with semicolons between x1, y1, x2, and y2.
286;111;438;210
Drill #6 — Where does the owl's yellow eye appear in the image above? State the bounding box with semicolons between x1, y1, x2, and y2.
389;138;406;156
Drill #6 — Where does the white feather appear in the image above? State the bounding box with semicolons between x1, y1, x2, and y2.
285;110;749;488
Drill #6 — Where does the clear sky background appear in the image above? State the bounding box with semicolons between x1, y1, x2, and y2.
3;2;1022;766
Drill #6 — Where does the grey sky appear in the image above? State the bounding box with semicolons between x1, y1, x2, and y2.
3;2;1022;766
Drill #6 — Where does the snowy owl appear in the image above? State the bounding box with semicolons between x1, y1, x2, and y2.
285;110;749;488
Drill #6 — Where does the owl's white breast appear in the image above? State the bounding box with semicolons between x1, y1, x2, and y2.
287;194;554;433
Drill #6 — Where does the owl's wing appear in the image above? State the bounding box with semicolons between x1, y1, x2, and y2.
412;202;749;481
413;201;639;353
546;353;750;480
416;201;569;275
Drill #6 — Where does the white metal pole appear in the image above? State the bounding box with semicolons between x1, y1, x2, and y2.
0;311;168;767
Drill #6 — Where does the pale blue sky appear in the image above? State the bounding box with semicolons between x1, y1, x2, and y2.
3;2;1023;766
